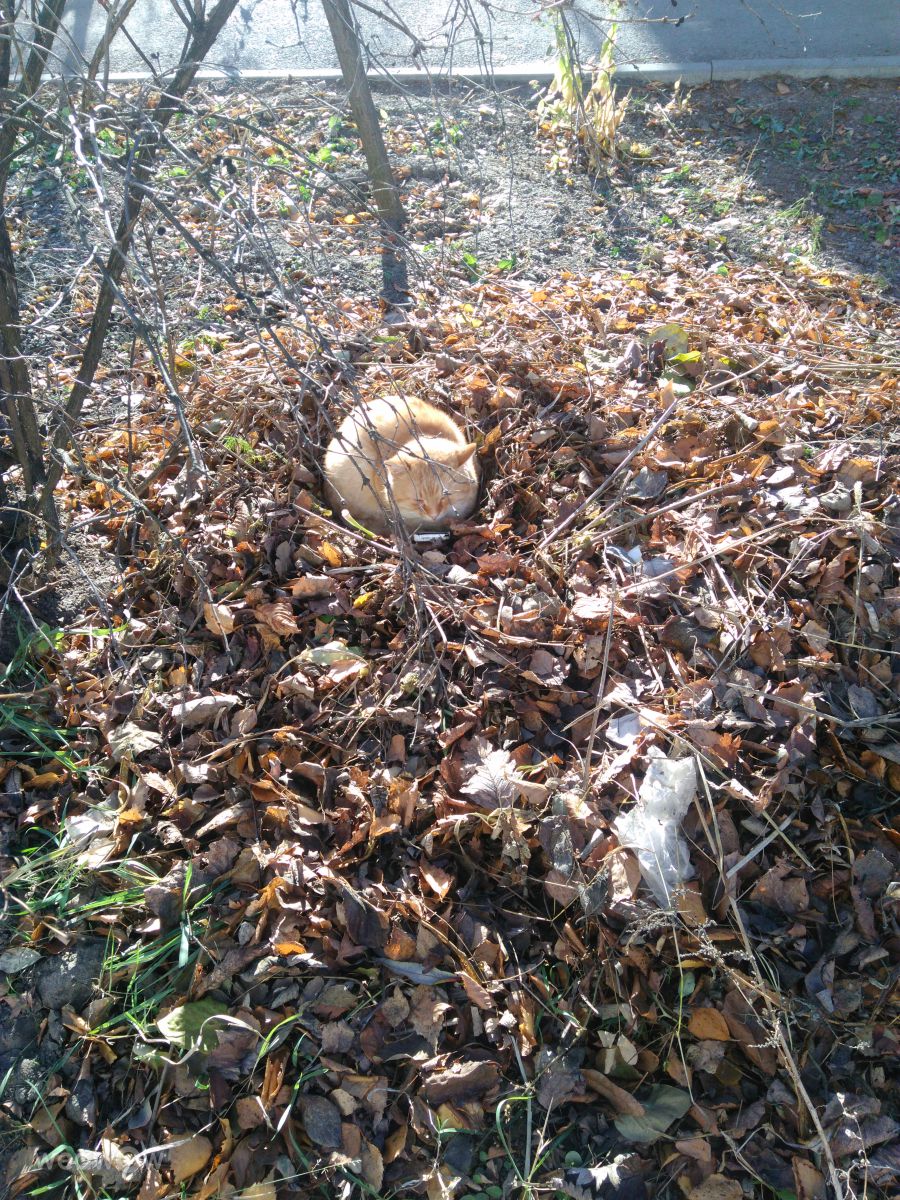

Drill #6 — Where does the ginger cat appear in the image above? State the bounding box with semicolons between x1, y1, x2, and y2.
323;395;479;532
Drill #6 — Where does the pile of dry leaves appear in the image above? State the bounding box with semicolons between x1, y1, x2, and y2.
1;235;898;1200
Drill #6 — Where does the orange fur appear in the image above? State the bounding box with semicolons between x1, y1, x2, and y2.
324;396;479;532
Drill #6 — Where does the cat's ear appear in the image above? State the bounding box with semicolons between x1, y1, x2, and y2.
383;450;411;486
383;450;409;473
447;442;477;468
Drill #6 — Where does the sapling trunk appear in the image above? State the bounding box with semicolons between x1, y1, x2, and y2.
321;0;407;300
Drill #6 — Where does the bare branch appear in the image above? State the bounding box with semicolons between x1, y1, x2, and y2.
39;0;243;525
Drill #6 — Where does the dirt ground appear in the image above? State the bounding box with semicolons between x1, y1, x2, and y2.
379;74;897;295
268;74;899;300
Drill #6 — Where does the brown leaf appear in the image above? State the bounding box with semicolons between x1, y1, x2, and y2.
341;886;389;950
193;946;267;998
360;1142;384;1191
410;986;451;1047
581;1069;644;1116
799;619;830;655
688;1175;742;1200
852;849;892;898
571;590;614;624
289;575;334;599
458;973;494;1010
421;1058;500;1104
384;1124;407;1163
313;984;357;1018
792;1157;826;1200
685;722;741;770
254;600;299;636
234;1097;266;1131
203;602;234;636
687;1007;730;1042
137;1166;165;1200
236;1182;277;1200
524;648;568;687
676;882;710;928
341;1073;388;1122
828;1113;899;1159
378;988;411;1028
321;1021;355;1054
836;456;876;486
721;991;777;1076
459;743;517;807
750;860;809;916
170;693;240;728
426;1165;459;1200
676;1137;714;1169
476;552;520;577
536;1053;584;1109
384;927;417;960
167;1134;212;1184
420;863;453;899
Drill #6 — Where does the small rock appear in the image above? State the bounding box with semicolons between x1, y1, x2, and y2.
34;939;107;1010
5;1056;45;1108
66;1076;97;1127
0;1007;39;1056
443;1132;475;1176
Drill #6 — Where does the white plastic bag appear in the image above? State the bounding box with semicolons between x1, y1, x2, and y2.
613;750;697;907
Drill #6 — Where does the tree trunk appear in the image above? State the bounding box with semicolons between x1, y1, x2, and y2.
0;0;70;504
322;0;407;300
322;0;404;229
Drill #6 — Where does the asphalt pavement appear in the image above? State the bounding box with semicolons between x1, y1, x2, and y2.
57;0;900;82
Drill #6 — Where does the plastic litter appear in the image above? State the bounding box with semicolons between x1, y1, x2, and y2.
612;750;697;907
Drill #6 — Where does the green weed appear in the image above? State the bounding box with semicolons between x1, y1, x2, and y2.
0;623;83;770
223;434;267;465
428;118;464;147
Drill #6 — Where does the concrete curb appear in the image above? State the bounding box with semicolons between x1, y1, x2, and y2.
81;54;900;88
709;55;900;81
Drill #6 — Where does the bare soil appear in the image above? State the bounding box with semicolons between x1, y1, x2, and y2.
272;74;899;299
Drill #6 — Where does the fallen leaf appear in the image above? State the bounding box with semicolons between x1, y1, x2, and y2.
254;599;299;636
556;1156;648;1200
107;722;163;760
203;602;234;636
170;694;240;728
0;947;41;973
721;991;777;1076
237;1181;277;1200
422;1058;499;1104
614;1085;690;1144
688;1007;730;1042
688;1175;742;1200
289;574;334;599
298;1094;342;1149
157;999;228;1053
167;1134;212;1184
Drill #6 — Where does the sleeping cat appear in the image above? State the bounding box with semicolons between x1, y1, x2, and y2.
323;395;479;532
